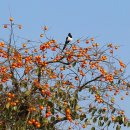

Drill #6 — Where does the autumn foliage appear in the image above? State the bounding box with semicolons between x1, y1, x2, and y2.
0;17;130;130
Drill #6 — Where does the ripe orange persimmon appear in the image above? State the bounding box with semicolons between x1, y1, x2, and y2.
77;39;80;43
86;40;89;44
18;25;22;29
28;120;33;125
36;124;41;128
44;26;48;30
39;105;44;110
31;119;35;123
40;34;44;37
9;17;14;22
66;108;71;115
22;43;26;48
3;24;7;28
126;92;129;95
75;76;79;80
90;37;94;41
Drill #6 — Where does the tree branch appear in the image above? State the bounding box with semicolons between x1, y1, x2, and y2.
51;117;67;126
78;74;103;92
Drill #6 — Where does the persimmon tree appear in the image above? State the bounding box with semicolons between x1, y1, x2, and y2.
0;17;130;130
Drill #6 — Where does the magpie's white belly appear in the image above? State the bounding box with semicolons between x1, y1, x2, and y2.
67;37;73;42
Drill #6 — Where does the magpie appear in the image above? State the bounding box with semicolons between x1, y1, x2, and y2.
62;33;73;52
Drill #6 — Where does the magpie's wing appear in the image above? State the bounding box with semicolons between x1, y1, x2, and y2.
65;37;68;42
61;37;69;52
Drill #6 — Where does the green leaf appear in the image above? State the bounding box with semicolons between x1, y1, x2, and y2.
36;67;40;75
50;87;54;92
58;106;62;111
20;80;27;88
72;111;79;120
99;116;103;120
116;125;121;130
71;98;77;109
51;108;55;115
102;109;106;114
51;116;55;122
55;91;58;98
47;101;54;114
13;106;17;111
80;114;86;121
72;62;76;67
127;122;130;127
98;120;102;126
37;98;44;104
119;118;123;125
0;84;3;91
122;116;125;123
6;102;10;109
75;113;80;119
25;90;31;96
75;93;78;99
91;108;97;116
58;91;62;98
93;117;97;123
104;117;108;122
112;108;116;113
102;122;104;126
89;88;92;92
98;109;102;114
42;118;48;124
91;127;95;130
89;108;92;113
111;97;115;103
84;118;88;123
47;101;54;108
107;120;111;126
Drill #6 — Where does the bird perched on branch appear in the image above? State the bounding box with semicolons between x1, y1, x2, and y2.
62;33;73;52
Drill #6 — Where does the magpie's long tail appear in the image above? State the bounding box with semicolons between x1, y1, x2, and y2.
61;41;68;53
61;44;66;53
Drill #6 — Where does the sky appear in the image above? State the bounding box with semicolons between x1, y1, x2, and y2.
0;0;130;129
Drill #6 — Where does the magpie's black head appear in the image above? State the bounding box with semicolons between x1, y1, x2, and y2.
68;33;72;38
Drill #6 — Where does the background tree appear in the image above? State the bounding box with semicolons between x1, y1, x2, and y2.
0;17;130;130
